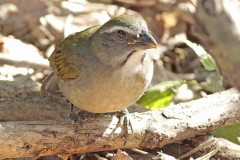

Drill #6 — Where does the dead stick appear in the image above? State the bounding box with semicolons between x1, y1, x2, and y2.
0;56;49;70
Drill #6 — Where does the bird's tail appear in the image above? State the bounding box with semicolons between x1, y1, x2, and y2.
41;72;59;92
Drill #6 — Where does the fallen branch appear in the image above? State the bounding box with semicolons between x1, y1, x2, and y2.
0;89;239;158
0;93;68;121
0;76;69;121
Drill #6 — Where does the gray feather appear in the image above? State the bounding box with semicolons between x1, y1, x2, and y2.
41;72;59;92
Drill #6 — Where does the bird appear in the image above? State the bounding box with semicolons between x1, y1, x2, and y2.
41;14;157;114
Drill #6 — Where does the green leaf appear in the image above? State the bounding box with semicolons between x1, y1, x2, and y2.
137;88;174;109
137;80;197;109
176;35;223;92
200;71;224;93
178;36;217;71
212;123;240;145
199;53;216;71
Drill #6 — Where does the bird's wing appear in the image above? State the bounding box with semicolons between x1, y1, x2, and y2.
48;26;100;80
49;46;79;79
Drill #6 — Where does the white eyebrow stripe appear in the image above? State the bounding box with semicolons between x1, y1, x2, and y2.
102;25;137;35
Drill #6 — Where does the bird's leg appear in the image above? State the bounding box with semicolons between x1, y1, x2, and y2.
114;108;133;145
68;103;80;134
67;102;94;134
68;103;79;122
65;100;82;134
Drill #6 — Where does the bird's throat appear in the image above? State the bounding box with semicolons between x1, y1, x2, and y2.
120;50;136;66
120;50;146;77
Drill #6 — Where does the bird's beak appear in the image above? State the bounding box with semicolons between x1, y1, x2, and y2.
128;33;157;49
139;33;157;49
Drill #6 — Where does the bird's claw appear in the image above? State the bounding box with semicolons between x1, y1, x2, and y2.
114;109;133;145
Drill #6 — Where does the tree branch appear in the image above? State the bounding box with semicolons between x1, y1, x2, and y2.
0;89;239;158
0;56;49;70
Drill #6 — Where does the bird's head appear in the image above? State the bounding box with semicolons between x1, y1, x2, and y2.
91;14;157;67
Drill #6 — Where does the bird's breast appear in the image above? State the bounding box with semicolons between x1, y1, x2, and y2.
58;51;153;113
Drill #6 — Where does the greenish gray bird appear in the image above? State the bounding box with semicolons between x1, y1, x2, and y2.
42;14;157;113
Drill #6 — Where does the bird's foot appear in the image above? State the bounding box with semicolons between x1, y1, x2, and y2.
114;109;133;145
68;103;78;121
68;103;82;134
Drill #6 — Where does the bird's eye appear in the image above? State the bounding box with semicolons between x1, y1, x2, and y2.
117;30;126;38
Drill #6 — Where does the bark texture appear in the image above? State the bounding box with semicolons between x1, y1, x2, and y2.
0;89;240;158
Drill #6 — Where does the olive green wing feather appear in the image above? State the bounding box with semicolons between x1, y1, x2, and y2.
49;47;79;79
48;26;100;80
